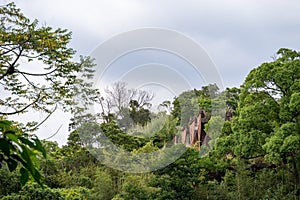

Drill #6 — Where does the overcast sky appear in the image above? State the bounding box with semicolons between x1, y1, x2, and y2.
5;0;300;144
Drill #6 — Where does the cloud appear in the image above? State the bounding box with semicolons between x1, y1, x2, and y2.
15;0;300;68
16;0;146;37
15;0;300;54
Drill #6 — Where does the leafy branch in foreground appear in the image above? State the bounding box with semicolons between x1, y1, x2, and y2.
0;119;46;186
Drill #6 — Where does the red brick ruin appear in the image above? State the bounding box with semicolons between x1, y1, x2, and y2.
174;109;233;150
174;110;210;150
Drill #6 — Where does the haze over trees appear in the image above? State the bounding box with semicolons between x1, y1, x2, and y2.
1;3;300;200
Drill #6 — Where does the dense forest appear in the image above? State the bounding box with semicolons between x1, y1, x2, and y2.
1;3;300;200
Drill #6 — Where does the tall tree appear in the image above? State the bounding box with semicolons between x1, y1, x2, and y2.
103;82;154;117
98;81;154;129
233;48;300;194
0;3;97;185
0;3;96;128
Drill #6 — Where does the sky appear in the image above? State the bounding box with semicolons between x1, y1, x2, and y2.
4;0;300;144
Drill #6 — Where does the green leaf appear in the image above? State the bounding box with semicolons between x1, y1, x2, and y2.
6;133;19;143
11;154;26;166
34;138;47;158
20;167;29;186
7;158;18;172
31;168;43;186
20;145;34;171
0;138;10;156
0;120;12;131
19;137;35;149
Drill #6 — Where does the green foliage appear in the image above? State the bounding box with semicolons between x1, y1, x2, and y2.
233;48;300;159
129;100;151;126
150;148;218;199
224;87;240;110
152;116;178;148
205;116;224;148
0;3;96;120
1;182;92;200
100;121;147;151
58;187;91;200
230;48;300;197
127;112;167;139
0;120;46;186
0;168;21;198
171;90;199;125
171;84;226;127
89;169;115;200
117;174;157;200
1;182;63;200
211;122;235;159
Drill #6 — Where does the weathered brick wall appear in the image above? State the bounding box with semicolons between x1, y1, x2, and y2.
174;110;209;150
189;120;195;145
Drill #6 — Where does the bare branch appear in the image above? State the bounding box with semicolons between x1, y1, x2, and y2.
43;124;63;140
19;71;38;88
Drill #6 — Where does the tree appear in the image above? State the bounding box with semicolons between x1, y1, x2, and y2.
149;148;227;200
198;83;220;99
129;99;151;126
99;121;147;151
103;82;154;119
90;169;115;200
98;81;154;130
117;174;157;200
0;3;97;185
158;100;172;113
0;3;96;128
171;90;199;126
223;87;240;111
233;48;300;194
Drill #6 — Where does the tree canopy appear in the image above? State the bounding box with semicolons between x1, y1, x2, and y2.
0;3;96;122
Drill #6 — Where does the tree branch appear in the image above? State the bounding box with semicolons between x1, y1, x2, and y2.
240;154;264;160
0;47;23;80
292;110;300;121
29;104;57;131
17;68;57;76
0;45;20;56
0;93;40;115
43;124;63;140
10;47;23;68
19;71;38;88
21;52;45;59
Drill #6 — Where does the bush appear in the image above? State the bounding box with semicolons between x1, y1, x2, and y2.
0;182;92;200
